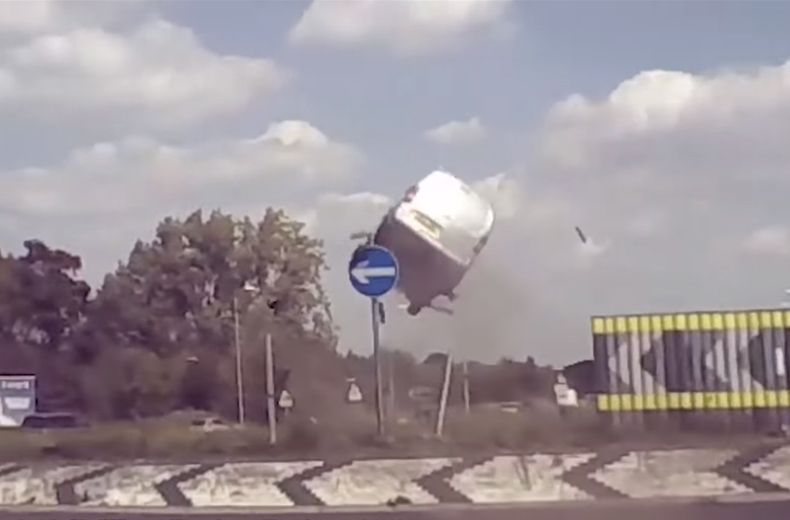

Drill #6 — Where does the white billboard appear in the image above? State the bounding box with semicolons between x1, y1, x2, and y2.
0;375;36;427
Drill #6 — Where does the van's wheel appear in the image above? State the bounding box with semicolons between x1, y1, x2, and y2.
407;304;422;316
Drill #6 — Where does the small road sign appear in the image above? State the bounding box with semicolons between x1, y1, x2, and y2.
349;245;399;298
554;375;578;408
0;375;35;427
346;380;363;403
278;390;294;410
408;386;438;402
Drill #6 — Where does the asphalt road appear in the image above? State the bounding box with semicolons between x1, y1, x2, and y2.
4;495;790;520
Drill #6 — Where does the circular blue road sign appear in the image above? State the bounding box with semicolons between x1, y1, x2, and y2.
348;245;399;298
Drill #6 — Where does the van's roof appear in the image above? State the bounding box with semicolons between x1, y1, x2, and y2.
421;169;467;185
412;170;495;234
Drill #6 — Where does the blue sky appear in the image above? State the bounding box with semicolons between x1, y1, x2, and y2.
155;0;790;188
2;0;790;364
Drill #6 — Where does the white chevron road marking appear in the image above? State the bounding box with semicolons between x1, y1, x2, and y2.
303;458;458;506
179;462;323;507
449;454;594;503
591;449;750;498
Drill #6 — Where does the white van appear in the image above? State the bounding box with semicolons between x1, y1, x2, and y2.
373;170;495;315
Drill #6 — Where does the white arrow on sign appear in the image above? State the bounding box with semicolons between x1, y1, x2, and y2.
350;260;396;285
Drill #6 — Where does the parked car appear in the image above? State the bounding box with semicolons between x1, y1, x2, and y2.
189;416;232;432
21;412;88;430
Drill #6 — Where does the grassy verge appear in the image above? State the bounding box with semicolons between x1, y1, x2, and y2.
0;403;785;463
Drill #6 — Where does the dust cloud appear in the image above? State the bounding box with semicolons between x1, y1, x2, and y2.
322;174;589;366
380;223;537;364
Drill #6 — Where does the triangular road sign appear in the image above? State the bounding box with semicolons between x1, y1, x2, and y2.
346;381;363;403
278;389;294;409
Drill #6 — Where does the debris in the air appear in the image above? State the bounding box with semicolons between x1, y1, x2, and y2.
575;226;588;244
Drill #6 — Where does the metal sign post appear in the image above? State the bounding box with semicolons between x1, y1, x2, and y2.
371;297;385;436
462;361;471;415
349;244;399;438
233;296;245;425
436;352;453;437
387;349;396;420
265;332;277;444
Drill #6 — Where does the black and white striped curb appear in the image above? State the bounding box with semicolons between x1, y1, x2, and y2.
2;445;790;507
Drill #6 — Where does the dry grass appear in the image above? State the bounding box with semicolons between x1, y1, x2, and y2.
0;399;783;463
0;419;276;463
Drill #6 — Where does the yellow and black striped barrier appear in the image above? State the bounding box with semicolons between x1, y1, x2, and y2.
592;309;790;429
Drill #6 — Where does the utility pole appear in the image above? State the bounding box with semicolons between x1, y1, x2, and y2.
388;349;396;420
233;295;245;425
265;332;277;444
436;352;452;437
462;361;471;415
232;282;261;427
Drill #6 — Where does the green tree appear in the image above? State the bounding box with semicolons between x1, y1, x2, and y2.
0;240;90;351
81;207;336;418
80;348;186;419
0;240;92;410
89;208;334;353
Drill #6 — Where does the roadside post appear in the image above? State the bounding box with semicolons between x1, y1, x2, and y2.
387;349;396;422
266;332;277;444
435;351;453;437
462;361;471;415
349;243;399;437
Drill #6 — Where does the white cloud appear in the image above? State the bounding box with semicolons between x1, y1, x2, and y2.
0;18;288;130
0;0;147;36
294;58;790;364
0;1;59;35
574;235;610;268
540;61;790;243
495;57;790;364
424;117;487;145
0;120;362;217
624;211;667;238
0;0;156;45
540;61;790;180
302;192;389;232
289;0;513;56
535;60;790;253
472;172;521;220
743;226;790;256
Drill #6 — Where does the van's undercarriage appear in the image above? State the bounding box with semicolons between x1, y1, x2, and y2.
374;214;466;316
